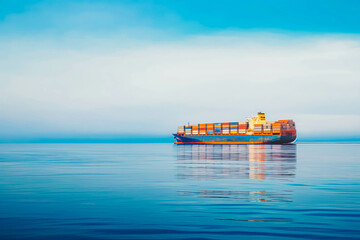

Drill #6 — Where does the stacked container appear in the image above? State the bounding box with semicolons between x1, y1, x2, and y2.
253;124;263;134
230;122;238;134
278;120;290;130
177;126;185;134
275;120;296;136
263;123;272;134
176;115;295;138
214;123;221;134
222;122;230;134
272;122;281;134
238;122;247;134
199;123;206;135
192;125;199;135
286;120;295;130
207;123;214;135
185;126;192;135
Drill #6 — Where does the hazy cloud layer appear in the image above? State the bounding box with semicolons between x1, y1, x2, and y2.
1;33;360;138
0;1;359;140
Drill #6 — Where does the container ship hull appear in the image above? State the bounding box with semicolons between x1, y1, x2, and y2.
173;134;296;145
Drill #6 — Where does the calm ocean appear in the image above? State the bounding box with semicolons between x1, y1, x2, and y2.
0;143;359;239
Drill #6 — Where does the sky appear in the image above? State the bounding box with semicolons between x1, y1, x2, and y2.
1;0;360;142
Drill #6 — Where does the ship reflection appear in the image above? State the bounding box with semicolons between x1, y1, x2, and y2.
178;189;293;203
176;145;296;203
176;144;297;180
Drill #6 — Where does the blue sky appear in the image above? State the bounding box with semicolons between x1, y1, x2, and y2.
1;0;360;34
0;0;360;142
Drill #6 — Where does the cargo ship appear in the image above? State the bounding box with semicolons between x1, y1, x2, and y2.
173;112;296;144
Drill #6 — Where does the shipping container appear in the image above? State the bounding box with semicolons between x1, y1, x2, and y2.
222;123;230;131
214;123;221;135
239;122;248;129
230;121;238;134
214;129;222;134
263;124;272;134
272;123;281;134
177;126;185;134
192;125;199;135
263;124;272;130
206;123;214;129
222;123;230;132
199;123;206;134
185;126;192;135
238;129;246;134
253;124;263;134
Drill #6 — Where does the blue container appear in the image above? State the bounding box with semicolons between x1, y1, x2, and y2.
207;130;214;134
214;129;221;134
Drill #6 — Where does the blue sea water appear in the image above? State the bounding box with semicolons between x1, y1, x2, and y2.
0;143;359;239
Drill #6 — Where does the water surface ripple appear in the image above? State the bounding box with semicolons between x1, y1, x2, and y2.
0;143;359;239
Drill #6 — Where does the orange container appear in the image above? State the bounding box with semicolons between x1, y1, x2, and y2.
253;124;263;133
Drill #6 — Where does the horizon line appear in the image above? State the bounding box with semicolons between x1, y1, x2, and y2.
1;136;360;144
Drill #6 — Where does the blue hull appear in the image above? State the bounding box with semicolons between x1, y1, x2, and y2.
173;134;296;144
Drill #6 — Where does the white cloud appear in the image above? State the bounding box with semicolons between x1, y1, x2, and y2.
0;33;360;137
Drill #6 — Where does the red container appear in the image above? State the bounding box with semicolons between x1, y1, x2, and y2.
239;124;247;129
